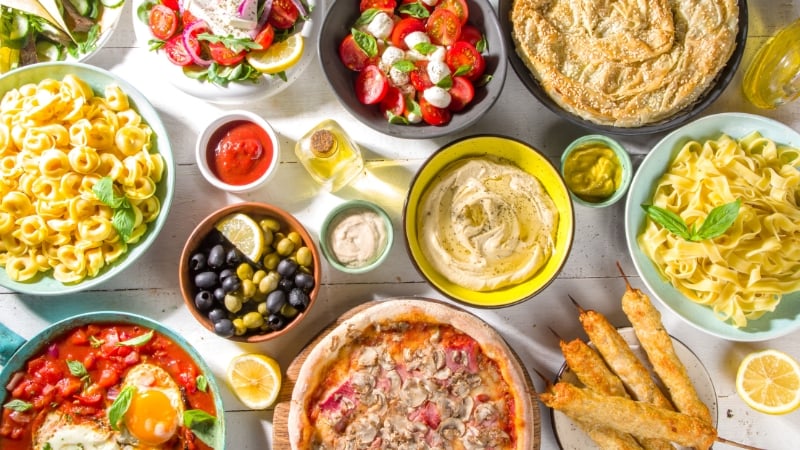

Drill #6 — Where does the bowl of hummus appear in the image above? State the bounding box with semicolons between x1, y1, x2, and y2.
404;135;575;307
321;200;394;274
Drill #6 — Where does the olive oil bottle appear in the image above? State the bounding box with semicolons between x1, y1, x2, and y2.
295;119;364;192
742;18;800;109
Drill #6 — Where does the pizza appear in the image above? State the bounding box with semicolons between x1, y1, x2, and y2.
287;299;537;449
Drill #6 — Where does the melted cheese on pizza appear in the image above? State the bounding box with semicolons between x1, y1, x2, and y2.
306;322;517;449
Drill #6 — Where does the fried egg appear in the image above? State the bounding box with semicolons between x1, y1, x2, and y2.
33;410;118;450
119;363;185;448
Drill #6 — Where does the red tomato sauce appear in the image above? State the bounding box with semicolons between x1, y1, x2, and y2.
0;324;218;450
207;120;274;186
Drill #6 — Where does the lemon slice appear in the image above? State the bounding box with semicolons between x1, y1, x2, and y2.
246;33;304;74
735;349;800;415
215;213;264;262
227;353;282;410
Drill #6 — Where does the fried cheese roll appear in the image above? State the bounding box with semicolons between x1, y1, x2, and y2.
540;382;717;450
621;285;713;424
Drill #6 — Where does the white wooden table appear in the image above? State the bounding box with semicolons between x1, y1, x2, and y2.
1;1;799;449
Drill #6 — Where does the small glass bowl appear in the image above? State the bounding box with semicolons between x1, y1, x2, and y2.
320;200;394;274
196;110;279;193
560;134;633;208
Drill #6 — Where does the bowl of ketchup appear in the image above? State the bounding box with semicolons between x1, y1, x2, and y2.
197;110;279;193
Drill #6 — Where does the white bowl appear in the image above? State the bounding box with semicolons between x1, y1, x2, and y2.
196;110;280;193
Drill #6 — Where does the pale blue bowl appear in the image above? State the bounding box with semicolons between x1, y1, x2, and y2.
0;62;175;295
625;112;800;341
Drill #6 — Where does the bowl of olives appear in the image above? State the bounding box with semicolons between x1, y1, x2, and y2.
179;202;321;342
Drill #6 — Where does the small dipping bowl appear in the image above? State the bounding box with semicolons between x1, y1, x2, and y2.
196;110;279;193
321;200;394;274
560;134;632;208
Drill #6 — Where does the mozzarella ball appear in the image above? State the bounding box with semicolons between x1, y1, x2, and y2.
389;66;410;86
366;12;394;40
423;86;452;108
404;31;430;51
426;60;451;85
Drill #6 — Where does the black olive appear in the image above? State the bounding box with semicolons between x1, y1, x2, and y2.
267;314;286;330
226;248;243;266
207;244;226;268
213;287;227;302
288;288;309;311
194;271;219;289
266;290;287;314
219;268;235;280
189;252;207;272
214;319;235;338
278;277;294;292
208;307;227;323
222;275;241;293
277;258;298;277
294;272;315;292
194;290;214;311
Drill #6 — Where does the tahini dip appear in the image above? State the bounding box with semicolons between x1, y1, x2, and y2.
419;155;559;291
328;207;389;268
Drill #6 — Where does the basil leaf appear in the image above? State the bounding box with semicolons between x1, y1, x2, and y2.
196;374;208;392
184;409;219;448
354;8;381;27
117;330;154;347
392;60;416;73
66;360;89;379
387;111;409;124
696;199;741;240
351;28;378;57
436;75;453;89
413;42;437;55
89;335;104;348
641;204;691;240
108;385;135;430
4;399;33;412
397;2;430;18
475;73;492;88
454;64;472;77
197;32;260;53
93;177;124;208
476;36;487;53
407;97;421;117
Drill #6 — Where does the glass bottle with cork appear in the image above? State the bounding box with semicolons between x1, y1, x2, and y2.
295;119;364;192
742;17;800;109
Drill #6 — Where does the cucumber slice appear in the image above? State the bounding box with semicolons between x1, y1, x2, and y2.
9;14;30;41
68;0;91;16
100;0;126;8
35;40;63;62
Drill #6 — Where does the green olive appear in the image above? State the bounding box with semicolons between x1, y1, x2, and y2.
257;301;268;316
242;311;265;329
236;263;254;281
252;270;267;285
232;318;247;336
258;271;280;294
260;217;281;232
295;246;313;267
224;294;243;313
262;228;274;247
280;303;299;319
262;252;280;270
241;279;256;298
287;231;302;247
276;238;295;256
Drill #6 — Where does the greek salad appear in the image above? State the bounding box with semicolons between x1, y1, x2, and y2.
339;0;490;126
136;0;311;86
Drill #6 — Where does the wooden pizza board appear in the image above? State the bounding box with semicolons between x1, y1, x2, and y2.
271;300;542;449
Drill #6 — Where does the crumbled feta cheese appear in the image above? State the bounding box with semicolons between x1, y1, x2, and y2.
366;12;394;40
426;60;451;85
404;31;430;51
184;0;257;39
424;86;451;108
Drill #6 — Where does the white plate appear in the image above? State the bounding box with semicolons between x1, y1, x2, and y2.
130;0;321;104
552;327;717;450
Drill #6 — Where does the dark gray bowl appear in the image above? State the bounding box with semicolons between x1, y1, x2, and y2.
317;0;508;139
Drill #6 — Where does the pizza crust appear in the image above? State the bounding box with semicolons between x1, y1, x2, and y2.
288;298;536;449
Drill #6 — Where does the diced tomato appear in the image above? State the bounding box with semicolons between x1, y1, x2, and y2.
96;368;119;388
209;42;246;65
269;0;300;29
254;23;275;50
360;0;396;13
459;24;483;49
390;17;426;50
445;40;485;80
409;60;433;91
448;76;474;111
339;34;377;71
67;329;88;346
355;65;389;104
381;86;407;119
55;377;82;399
419;96;451;125
83;352;96;370
181;10;198;26
32;360;64;385
426;8;461;45
75;384;104;405
437;0;469;24
148;4;178;40
164;34;193;66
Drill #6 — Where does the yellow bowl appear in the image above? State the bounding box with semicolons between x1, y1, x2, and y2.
404;135;575;307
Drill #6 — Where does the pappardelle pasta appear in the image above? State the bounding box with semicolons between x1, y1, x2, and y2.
639;132;800;327
0;74;165;284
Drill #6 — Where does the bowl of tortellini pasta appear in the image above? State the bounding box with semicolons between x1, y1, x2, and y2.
0;62;175;295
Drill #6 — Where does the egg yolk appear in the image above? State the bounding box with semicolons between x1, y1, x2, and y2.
125;389;179;445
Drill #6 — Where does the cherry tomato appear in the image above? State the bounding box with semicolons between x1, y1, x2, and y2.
445;40;485;80
339;34;378;71
419;96;452;125
448;76;474;111
160;0;179;10
360;0;396;13
391;17;426;50
181;9;198;25
438;0;469;24
459;24;483;48
148;4;178;40
269;0;300;29
209;41;246;65
409;60;433;91
355;65;389;104
254;23;275;49
164;34;193;66
381;86;406;118
426;8;461;45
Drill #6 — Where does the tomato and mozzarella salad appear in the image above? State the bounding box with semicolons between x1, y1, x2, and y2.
137;0;310;86
339;0;489;126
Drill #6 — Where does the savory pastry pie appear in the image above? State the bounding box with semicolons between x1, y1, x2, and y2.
510;0;739;127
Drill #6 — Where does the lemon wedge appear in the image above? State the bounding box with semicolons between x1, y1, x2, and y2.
735;349;800;415
215;213;264;262
227;353;282;410
246;33;304;74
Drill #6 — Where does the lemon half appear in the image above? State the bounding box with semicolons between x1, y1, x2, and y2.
215;213;264;262
226;353;282;410
735;349;800;415
246;33;304;74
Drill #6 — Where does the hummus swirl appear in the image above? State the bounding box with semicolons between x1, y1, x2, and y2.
419;156;558;291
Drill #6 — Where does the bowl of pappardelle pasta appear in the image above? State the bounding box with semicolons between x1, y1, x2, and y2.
625;112;800;342
0;62;175;295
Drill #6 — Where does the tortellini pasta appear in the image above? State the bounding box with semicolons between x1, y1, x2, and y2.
0;74;165;283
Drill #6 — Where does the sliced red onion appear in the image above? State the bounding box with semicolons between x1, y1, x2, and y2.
46;343;59;358
183;20;213;66
288;0;307;18
238;0;256;17
9;410;32;424
256;0;274;30
5;372;24;391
